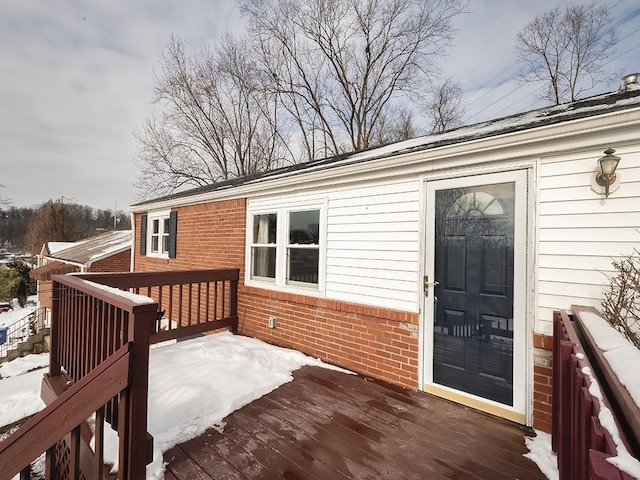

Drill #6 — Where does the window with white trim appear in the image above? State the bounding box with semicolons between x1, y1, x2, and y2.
151;216;170;255
287;210;319;284
248;203;324;290
142;210;177;258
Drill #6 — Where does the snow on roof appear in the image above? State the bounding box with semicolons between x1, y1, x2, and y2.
133;88;640;208
49;230;132;268
47;242;76;254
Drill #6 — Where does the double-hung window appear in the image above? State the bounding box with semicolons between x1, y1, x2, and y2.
141;210;177;258
287;210;320;284
247;202;325;292
151;216;170;255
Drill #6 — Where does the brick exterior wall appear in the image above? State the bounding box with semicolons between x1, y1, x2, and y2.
533;332;554;433
238;285;420;388
134;199;246;273
90;249;130;272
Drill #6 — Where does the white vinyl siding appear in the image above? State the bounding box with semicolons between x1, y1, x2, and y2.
325;181;420;312
246;180;421;312
536;146;640;333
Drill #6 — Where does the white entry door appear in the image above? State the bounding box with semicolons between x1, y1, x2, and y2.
423;170;528;422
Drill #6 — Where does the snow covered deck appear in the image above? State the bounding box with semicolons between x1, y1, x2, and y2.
164;365;546;480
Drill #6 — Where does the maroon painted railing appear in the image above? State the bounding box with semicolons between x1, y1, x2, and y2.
552;306;640;480
75;269;239;344
0;268;239;479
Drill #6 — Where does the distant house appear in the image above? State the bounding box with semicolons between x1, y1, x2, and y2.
30;230;132;320
130;78;640;433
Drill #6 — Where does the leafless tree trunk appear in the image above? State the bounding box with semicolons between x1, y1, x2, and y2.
134;35;291;199
242;0;467;159
516;1;616;105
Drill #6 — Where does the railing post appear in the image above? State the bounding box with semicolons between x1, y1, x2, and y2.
119;303;156;480
49;279;61;377
230;276;238;333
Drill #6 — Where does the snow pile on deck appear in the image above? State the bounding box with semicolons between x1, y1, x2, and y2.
0;354;48;428
105;331;349;479
524;431;558;480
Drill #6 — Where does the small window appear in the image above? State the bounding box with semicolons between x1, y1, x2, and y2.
150;217;170;255
251;213;277;279
145;210;176;258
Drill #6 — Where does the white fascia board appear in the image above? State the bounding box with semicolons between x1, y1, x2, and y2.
130;106;640;213
44;256;86;269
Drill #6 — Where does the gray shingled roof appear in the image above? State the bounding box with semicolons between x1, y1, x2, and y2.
49;230;132;267
133;87;640;208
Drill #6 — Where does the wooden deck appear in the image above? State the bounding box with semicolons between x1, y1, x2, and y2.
164;366;546;480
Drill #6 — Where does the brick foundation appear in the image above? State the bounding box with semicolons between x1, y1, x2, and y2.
238;285;420;388
532;332;553;433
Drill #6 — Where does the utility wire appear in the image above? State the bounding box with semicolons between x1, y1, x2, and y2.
462;1;638;124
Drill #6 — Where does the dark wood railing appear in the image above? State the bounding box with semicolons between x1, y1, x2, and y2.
75;269;239;344
0;268;239;479
553;306;640;480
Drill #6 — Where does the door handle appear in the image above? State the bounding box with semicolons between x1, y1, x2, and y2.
423;275;439;296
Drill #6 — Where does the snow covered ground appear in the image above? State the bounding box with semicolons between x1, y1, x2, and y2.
0;297;37;329
0;301;558;479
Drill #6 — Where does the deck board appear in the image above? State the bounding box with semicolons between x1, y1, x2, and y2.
164;366;547;480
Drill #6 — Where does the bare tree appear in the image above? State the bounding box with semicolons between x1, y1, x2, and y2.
242;0;468;159
516;1;617;105
24;200;77;254
134;35;291;199
427;78;463;133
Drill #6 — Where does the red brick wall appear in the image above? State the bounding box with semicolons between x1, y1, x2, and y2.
238;285;420;388
134;199;246;273
533;333;554;433
90;249;130;272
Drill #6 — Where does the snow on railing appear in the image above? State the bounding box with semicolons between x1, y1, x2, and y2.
553;306;640;480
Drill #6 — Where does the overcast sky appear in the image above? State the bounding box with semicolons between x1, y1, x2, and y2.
0;1;638;211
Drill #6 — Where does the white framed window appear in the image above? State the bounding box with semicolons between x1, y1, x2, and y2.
142;209;177;259
287;210;320;285
247;200;326;293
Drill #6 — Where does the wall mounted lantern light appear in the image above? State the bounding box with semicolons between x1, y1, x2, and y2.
595;148;621;198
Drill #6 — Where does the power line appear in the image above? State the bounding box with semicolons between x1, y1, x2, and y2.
462;2;639;124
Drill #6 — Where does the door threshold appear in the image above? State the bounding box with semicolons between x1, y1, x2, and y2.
422;383;525;424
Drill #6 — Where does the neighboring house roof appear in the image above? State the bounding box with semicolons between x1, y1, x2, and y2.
30;230;132;282
51;230;132;267
132;87;640;210
47;242;76;254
